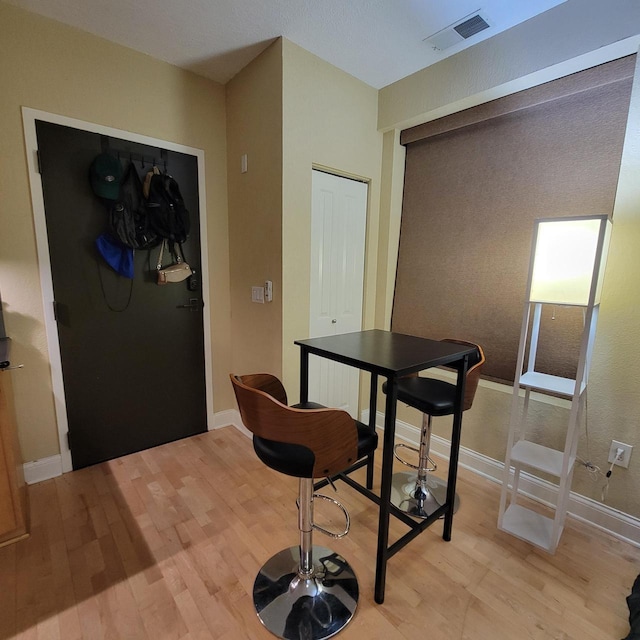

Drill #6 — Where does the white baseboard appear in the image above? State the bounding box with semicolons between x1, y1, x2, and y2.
216;409;253;438
23;455;63;485
362;409;640;548
212;409;242;431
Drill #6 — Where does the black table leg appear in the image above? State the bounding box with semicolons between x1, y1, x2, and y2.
374;376;397;604
367;373;378;489
443;354;468;541
299;348;309;404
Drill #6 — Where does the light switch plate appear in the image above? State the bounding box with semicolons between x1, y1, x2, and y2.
251;286;264;303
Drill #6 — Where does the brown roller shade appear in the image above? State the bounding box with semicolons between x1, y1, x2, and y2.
392;55;635;383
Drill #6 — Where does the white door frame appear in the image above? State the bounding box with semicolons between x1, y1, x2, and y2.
21;107;214;473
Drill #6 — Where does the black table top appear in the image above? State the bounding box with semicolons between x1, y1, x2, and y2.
295;330;475;377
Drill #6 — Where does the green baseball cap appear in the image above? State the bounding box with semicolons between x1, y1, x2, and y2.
90;153;122;200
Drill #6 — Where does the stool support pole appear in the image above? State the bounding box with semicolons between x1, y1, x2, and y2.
417;413;432;487
298;478;314;576
253;475;359;639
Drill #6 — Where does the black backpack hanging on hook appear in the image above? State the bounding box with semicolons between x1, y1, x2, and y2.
145;169;190;245
109;162;160;250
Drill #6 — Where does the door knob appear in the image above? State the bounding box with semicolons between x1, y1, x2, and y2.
331;319;337;324
176;298;201;310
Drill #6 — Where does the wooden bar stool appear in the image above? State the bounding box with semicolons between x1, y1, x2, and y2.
230;373;378;640
383;339;485;518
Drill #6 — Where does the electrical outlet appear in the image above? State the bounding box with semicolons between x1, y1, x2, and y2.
608;440;633;468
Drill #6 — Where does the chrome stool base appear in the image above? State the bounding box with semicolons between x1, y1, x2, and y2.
390;471;460;519
253;545;358;640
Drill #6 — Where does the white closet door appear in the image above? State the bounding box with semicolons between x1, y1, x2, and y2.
309;170;367;418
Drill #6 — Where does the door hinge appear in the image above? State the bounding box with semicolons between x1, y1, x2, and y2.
35;149;42;174
66;431;72;449
53;300;59;322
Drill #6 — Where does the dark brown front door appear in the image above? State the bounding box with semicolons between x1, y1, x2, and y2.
36;120;207;469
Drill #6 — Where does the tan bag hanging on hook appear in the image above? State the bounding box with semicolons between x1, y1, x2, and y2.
156;239;192;285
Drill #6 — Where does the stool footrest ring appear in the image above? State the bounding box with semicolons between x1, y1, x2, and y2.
393;443;437;472
312;493;350;538
297;493;350;538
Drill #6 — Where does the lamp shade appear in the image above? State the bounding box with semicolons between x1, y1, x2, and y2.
529;215;611;306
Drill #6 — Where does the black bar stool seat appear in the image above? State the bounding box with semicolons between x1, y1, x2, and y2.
392;377;460;416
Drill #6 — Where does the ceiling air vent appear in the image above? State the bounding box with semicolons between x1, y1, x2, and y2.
424;11;491;52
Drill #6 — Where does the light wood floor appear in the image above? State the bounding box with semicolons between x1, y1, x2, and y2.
1;425;638;640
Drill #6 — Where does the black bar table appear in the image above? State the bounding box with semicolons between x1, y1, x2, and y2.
295;329;473;604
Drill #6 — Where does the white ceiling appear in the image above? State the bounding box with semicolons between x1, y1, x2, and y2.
6;0;567;88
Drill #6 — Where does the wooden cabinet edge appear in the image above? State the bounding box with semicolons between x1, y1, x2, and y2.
0;370;29;546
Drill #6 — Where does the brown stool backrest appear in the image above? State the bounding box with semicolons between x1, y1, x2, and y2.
441;339;486;411
230;373;359;478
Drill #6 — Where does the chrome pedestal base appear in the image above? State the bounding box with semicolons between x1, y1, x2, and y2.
390;471;460;518
253;545;358;640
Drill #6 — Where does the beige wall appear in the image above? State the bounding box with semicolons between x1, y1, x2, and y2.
375;129;405;329
0;3;231;463
376;0;640;516
281;40;383;401
224;37;384;409
589;52;640;515
226;40;284;379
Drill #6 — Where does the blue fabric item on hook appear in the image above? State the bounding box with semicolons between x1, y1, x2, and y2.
95;233;134;279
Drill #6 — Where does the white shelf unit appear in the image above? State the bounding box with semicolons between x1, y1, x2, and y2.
497;215;611;553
